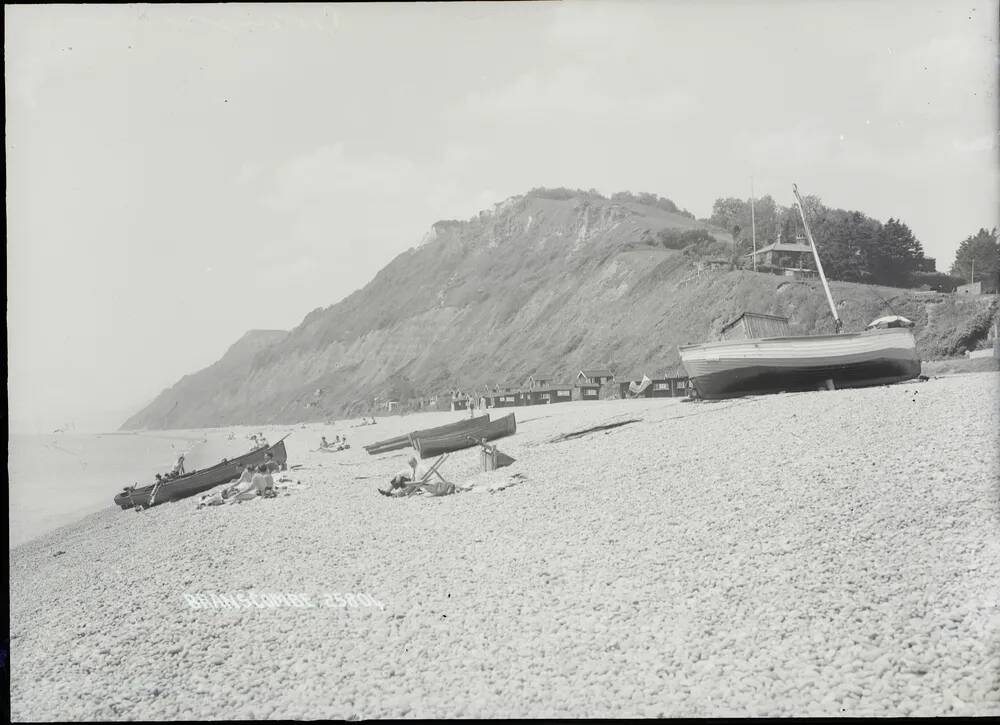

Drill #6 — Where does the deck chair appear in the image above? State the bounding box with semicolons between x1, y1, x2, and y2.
395;453;454;497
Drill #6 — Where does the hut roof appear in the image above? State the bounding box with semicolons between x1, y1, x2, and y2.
579;368;614;378
750;241;812;256
660;364;688;380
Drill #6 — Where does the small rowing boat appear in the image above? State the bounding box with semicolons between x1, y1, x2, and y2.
364;415;490;455
113;436;290;510
410;413;516;459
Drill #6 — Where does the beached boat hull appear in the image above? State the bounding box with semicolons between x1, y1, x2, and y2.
679;328;921;400
364;415;490;455
113;438;289;510
411;413;516;459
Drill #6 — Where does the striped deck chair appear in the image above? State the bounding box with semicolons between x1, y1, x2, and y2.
396;453;453;497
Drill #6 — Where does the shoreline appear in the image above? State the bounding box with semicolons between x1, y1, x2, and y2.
11;372;1000;718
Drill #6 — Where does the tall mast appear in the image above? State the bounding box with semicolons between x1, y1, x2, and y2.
750;177;757;272
792;183;842;333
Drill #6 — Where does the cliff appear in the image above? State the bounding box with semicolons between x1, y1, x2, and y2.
121;190;998;429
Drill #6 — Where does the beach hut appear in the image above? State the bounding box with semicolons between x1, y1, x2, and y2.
526;373;555;389
575;383;601;401
656;365;691;397
720;312;790;341
546;384;574;403
577;368;615;386
491;392;520;408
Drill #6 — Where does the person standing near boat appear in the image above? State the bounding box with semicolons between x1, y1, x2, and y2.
171;454;186;476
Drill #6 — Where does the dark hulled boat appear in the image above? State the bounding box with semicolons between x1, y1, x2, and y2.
113;437;289;510
364;415;490;455
410;413;516;459
679;328;920;399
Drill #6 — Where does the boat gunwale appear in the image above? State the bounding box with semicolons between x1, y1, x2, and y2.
678;327;915;353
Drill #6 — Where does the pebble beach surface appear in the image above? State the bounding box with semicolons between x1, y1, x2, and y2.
10;372;1000;719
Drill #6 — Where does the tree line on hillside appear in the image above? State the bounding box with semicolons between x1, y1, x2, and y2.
949;228;1000;293
524;187;697;220
490;188;997;292
708;196;997;291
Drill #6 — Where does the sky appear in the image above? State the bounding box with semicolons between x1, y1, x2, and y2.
6;1;997;433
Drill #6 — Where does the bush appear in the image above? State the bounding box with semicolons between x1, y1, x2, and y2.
909;271;966;292
656;228;717;251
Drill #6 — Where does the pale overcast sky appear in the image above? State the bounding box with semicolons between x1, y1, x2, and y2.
6;1;997;432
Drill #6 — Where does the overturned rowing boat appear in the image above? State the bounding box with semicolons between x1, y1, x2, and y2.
113;437;289;510
410;413;516;459
364;415;490;455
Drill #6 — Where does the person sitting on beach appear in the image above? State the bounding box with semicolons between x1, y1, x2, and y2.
258;434;269;449
223;465;270;504
197;465;253;508
261;465;278;498
378;456;427;497
321;436;330;449
261;451;282;474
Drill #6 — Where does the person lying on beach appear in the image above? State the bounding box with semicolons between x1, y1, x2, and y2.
222;465;270;504
195;465;253;508
378;456;428;497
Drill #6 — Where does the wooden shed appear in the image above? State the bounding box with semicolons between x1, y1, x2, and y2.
528;384;573;405
577;368;615;385
526;374;555;389
490;392;521;408
649;365;691;397
720;312;790;341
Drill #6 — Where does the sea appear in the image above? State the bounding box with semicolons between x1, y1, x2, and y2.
8;427;299;548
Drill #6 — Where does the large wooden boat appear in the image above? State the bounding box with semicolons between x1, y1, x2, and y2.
410;413;516;459
364;415;490;455
679;328;920;399
678;183;921;400
113;437;289;510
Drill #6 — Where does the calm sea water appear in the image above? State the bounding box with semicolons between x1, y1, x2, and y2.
7;429;285;548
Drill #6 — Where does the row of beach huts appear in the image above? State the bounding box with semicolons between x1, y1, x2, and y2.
384;367;693;413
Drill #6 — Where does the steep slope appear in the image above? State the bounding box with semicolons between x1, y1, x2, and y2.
121;329;288;430
122;190;998;429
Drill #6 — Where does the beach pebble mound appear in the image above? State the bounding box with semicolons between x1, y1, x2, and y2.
10;373;1000;718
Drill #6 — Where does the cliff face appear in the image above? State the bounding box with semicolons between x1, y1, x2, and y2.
120;329;288;430
121;191;998;429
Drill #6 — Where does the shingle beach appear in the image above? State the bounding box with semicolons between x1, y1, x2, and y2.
10;372;1000;719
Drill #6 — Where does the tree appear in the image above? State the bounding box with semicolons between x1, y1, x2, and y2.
869;218;925;288
710;197;749;233
950;228;999;292
811;209;878;283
